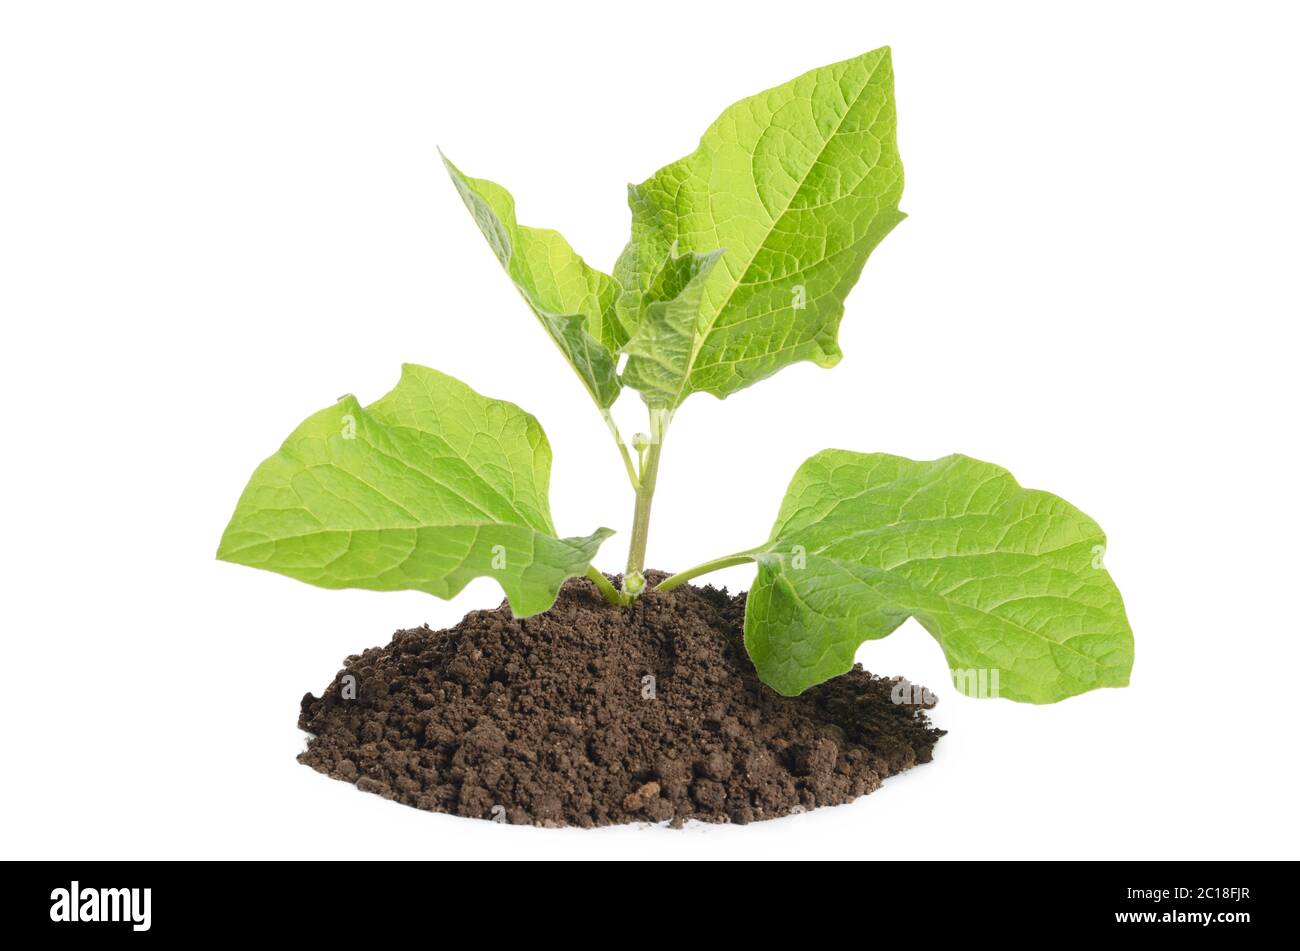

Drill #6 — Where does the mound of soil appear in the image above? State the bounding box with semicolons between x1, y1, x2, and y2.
297;572;944;827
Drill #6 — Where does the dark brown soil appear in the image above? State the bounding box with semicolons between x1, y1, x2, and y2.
297;571;944;827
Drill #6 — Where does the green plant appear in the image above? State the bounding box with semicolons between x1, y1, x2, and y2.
218;48;1133;703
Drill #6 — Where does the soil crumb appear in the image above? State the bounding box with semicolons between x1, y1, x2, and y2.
298;572;944;827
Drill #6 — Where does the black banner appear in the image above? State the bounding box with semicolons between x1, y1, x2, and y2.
7;861;1285;938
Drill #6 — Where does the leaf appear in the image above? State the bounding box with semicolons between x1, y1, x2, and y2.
620;246;723;406
217;364;613;617
442;153;623;408
744;451;1134;702
613;47;906;406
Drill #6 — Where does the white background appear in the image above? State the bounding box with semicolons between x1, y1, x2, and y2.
2;1;1297;860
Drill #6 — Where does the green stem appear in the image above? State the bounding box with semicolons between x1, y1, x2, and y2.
602;410;640;491
653;552;757;593
622;408;671;595
585;565;630;606
624;440;661;582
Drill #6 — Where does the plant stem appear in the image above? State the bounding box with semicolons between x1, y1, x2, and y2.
622;408;671;594
624;439;661;581
653;552;757;593
585;565;630;606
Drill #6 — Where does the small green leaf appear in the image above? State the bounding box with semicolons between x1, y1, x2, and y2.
442;153;623;408
745;451;1133;702
614;48;905;406
217;364;613;617
620;246;723;407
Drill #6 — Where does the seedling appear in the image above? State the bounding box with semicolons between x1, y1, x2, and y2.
219;49;1133;703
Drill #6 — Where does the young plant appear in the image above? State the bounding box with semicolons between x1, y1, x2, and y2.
219;48;1133;703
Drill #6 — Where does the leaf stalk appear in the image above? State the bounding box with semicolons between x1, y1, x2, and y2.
585;565;631;606
653;552;756;593
602;410;640;491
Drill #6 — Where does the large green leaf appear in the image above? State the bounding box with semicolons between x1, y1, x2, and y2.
217;364;612;617
442;154;623;408
614;48;905;407
744;451;1134;702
